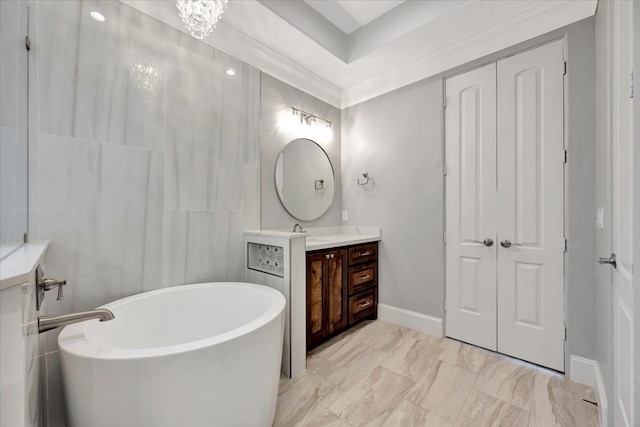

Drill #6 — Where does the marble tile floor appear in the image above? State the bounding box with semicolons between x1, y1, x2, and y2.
274;320;598;427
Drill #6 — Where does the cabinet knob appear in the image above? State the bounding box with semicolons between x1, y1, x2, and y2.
330;254;334;259
325;254;330;259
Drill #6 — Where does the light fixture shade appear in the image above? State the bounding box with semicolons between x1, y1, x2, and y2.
176;0;228;40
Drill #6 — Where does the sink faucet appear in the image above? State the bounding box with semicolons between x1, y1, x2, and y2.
38;309;115;333
292;223;304;233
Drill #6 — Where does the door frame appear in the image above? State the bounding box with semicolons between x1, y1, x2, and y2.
443;38;568;370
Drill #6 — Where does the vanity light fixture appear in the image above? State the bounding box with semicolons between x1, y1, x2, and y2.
90;11;105;22
291;107;332;129
176;0;228;40
279;107;333;143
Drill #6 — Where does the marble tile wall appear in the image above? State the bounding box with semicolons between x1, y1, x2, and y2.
28;1;260;425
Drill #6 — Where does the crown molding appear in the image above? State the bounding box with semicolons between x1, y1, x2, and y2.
122;0;596;110
341;0;597;107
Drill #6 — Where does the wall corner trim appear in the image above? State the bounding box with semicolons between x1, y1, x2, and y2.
569;355;608;427
378;304;443;337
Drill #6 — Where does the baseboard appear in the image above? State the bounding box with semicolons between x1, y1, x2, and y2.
569;355;597;387
378;304;443;337
569;355;608;427
594;361;608;427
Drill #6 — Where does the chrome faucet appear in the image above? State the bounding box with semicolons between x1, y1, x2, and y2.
38;309;115;333
292;223;304;233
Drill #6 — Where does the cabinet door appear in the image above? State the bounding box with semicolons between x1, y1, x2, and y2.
327;249;348;334
307;252;327;348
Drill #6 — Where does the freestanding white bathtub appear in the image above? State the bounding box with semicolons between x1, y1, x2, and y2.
58;282;285;427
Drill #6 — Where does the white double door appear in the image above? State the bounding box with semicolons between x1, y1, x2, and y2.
445;41;565;371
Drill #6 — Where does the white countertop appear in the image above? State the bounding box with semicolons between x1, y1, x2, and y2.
305;234;380;251
246;226;381;250
0;241;49;290
304;226;381;251
244;230;307;240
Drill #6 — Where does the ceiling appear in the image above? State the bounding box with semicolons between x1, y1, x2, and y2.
304;0;406;34
124;0;598;108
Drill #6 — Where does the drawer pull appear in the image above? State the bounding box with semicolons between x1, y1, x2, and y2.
357;251;371;257
358;300;372;308
358;274;371;281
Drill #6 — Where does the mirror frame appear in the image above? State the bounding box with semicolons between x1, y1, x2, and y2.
274;138;335;222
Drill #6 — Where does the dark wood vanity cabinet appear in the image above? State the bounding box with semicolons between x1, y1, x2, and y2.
306;242;378;350
347;242;378;324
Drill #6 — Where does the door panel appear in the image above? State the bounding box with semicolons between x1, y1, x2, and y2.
515;262;543;327
497;40;565;371
306;253;326;347
514;67;543;246
327;249;347;334
611;0;634;425
445;63;498;351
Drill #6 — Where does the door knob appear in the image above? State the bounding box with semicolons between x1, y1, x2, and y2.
598;253;617;269
472;239;494;247
500;239;522;248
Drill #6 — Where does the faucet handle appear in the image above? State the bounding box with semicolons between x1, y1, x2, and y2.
39;277;67;305
42;278;66;291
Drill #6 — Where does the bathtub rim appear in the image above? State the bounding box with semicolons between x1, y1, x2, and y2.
57;282;285;360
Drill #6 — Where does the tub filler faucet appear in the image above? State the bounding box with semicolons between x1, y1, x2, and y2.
38;309;114;333
35;266;115;333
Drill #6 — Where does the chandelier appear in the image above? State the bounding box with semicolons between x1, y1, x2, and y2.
128;58;162;94
175;0;229;40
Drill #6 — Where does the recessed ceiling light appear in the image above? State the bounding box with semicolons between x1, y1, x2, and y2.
226;68;236;76
90;11;105;22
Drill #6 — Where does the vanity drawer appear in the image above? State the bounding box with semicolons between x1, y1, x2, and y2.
349;288;377;324
348;243;377;265
348;263;377;295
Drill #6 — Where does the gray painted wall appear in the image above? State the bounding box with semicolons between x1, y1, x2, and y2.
260;73;342;230
341;78;444;316
342;18;597;368
564;18;597;365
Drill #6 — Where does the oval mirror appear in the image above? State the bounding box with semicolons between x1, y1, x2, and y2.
274;138;335;221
